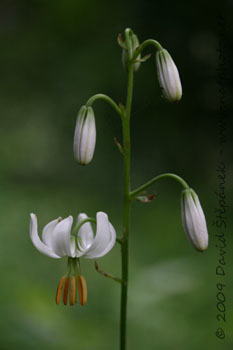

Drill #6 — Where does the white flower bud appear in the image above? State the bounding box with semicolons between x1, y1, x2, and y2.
122;33;141;72
156;49;182;102
181;189;208;252
73;106;96;165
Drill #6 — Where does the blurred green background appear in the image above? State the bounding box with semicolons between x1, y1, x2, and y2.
1;0;233;349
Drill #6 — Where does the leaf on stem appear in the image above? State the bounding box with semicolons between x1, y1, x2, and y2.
114;137;124;155
117;33;126;49
135;192;157;203
134;53;152;63
95;261;123;284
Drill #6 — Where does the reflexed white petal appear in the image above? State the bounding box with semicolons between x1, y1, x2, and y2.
84;212;116;259
42;217;61;248
76;213;94;253
29;213;61;258
51;216;75;257
93;222;116;258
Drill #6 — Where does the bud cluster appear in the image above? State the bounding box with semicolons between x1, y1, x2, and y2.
120;30;141;72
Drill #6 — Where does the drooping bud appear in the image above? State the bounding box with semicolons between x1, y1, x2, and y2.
181;188;208;252
77;275;87;306
155;49;182;102
73;105;96;165
122;31;141;72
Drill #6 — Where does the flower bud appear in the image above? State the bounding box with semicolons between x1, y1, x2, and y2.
181;189;208;252
73;106;96;165
155;49;182;102
122;33;141;72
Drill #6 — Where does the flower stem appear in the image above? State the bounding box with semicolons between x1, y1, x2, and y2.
86;93;122;118
130;173;190;198
132;39;163;61
120;63;134;350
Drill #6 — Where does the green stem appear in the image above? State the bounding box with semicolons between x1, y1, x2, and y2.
86;93;122;118
116;237;123;244
130;173;189;198
120;63;134;350
132;39;163;61
72;258;80;276
66;257;72;276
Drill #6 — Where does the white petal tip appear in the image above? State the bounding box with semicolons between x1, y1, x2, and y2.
195;240;208;252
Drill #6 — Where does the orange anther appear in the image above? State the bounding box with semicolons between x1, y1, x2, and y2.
56;276;65;305
63;277;70;305
69;276;77;306
77;275;87;306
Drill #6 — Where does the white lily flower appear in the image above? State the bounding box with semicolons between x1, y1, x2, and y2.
30;211;116;259
73;105;96;165
156;49;182;102
29;211;116;306
181;189;208;252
